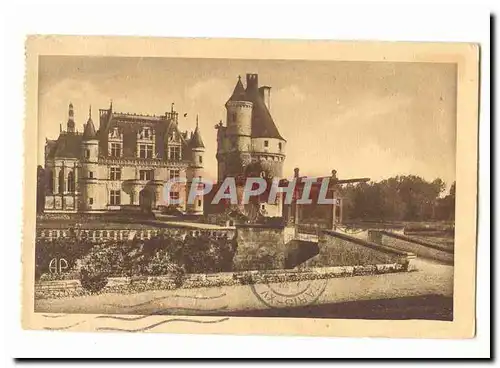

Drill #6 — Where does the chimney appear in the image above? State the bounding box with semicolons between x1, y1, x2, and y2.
246;73;259;93
259;86;271;111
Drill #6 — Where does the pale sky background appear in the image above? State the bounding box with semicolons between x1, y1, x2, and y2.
38;56;457;189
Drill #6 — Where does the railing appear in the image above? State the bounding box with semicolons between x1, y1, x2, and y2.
36;227;235;242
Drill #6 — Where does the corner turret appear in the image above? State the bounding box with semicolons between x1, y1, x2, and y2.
186;115;205;215
83;106;97;139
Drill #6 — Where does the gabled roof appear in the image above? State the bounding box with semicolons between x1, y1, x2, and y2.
46;133;83;159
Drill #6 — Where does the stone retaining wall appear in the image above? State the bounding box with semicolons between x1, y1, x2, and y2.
303;230;415;268
35;262;409;300
369;230;454;265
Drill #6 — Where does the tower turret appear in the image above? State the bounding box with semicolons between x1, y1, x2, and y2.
186;115;206;215
225;76;253;174
67;102;75;133
80;106;99;211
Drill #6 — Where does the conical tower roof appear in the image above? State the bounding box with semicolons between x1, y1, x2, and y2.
226;76;250;105
189;116;205;149
83;106;97;139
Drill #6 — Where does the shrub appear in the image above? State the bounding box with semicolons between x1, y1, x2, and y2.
182;233;236;273
235;272;255;285
35;235;94;280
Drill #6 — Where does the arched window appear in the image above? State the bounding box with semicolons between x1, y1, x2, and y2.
47;170;54;193
67;171;75;192
58;171;64;193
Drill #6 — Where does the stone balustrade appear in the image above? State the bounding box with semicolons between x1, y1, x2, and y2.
36;227;235;243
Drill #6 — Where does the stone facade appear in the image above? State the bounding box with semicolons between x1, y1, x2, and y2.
43;103;205;214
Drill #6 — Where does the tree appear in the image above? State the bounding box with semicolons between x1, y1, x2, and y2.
341;175;449;222
435;181;456;221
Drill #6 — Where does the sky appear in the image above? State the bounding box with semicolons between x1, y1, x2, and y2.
37;56;457;190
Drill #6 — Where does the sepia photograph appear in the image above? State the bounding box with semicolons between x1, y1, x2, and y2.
21;36;479;338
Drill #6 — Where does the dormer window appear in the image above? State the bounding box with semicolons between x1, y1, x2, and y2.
138;144;154;159
138;127;154;140
137;127;155;158
109;127;121;139
110;143;121;157
108;127;123;157
169;146;181;161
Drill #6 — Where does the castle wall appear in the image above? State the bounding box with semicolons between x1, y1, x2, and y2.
252;137;286;156
232;225;286;271
226;101;253;138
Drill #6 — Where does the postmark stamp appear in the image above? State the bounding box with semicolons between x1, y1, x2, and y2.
250;278;328;309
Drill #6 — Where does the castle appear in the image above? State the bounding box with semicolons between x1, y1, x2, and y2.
43;102;205;214
42;72;286;218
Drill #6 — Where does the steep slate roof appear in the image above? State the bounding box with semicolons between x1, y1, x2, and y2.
189;125;205;149
47;133;83;159
247;88;284;140
83;116;97;139
227;76;285;141
226;76;250;105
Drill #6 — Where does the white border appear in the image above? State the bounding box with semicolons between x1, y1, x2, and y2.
3;0;491;359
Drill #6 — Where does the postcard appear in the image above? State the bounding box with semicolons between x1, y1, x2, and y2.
22;36;479;338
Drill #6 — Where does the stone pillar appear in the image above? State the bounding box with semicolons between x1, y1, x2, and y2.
286;203;293;225
331;194;336;230
131;187;138;205
53;166;60;194
339;197;343;224
62;163;67;194
61;163;67;209
74;163;79;193
155;184;163;209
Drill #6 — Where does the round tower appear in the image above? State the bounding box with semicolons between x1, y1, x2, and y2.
186;116;205;215
80;106;99;211
225;76;253;174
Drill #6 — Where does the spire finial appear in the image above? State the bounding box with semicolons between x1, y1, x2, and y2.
89;105;92;118
238;75;241;80
196;114;199;128
110;99;113;111
171;102;175;113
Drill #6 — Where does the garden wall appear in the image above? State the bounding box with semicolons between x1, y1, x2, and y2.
232;224;287;271
303;230;415;268
35;262;410;300
370;230;454;265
